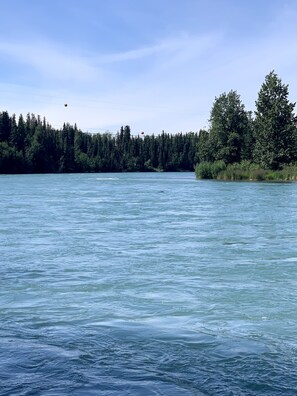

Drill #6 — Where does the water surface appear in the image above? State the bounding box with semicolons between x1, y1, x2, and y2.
1;173;297;395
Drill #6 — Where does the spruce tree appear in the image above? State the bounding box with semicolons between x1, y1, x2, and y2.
254;71;296;169
0;111;11;142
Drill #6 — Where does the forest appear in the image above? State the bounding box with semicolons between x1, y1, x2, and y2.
0;71;297;176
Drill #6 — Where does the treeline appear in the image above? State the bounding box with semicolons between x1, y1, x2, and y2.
196;71;297;177
1;71;297;174
0;114;199;173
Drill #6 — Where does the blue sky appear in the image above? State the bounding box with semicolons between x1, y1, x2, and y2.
0;0;297;134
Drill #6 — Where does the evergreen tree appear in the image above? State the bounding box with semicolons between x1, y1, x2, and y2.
9;114;26;153
0;111;11;142
253;71;296;169
196;129;210;163
0;142;25;173
59;123;76;172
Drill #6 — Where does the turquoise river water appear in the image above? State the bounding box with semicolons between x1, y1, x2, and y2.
1;172;297;395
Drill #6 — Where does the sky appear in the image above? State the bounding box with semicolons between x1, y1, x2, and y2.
0;0;297;134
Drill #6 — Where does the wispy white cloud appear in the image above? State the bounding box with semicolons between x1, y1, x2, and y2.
94;32;219;64
0;31;220;85
0;40;98;82
1;4;297;135
0;31;220;132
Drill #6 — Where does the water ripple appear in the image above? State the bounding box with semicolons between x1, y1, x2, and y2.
1;173;297;394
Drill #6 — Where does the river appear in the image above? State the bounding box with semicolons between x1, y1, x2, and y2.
1;172;297;395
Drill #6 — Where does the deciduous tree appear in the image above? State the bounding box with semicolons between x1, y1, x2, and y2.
208;90;252;164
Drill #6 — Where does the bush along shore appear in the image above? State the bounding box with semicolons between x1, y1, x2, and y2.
195;161;297;182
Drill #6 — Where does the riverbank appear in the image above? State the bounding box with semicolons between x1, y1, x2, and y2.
195;161;297;181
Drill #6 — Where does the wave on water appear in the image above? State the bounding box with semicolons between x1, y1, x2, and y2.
2;173;297;395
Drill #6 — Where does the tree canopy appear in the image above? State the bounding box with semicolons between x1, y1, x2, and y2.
0;71;297;174
0;114;200;173
253;71;296;169
208;90;252;164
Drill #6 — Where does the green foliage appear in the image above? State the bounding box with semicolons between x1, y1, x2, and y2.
0;111;11;142
208;90;253;163
253;71;296;169
214;161;251;180
196;129;211;163
211;160;226;178
195;162;213;179
197;160;297;182
0;142;25;173
217;163;249;181
0;111;200;173
195;160;226;179
1;70;297;175
195;71;297;176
